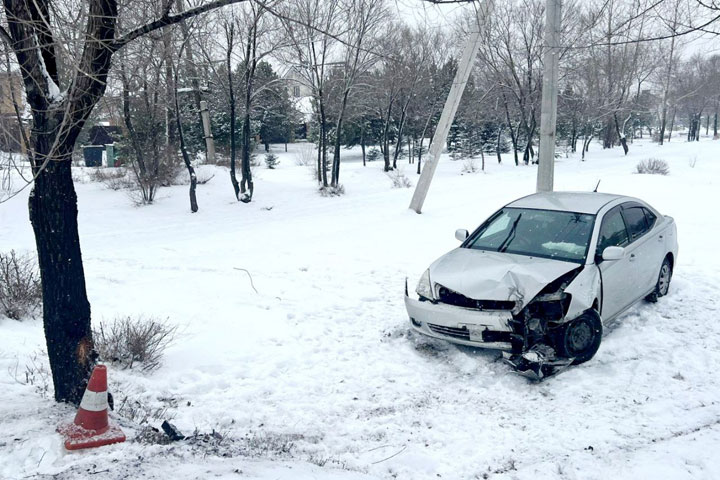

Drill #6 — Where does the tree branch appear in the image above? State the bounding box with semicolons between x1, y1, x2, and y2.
111;0;249;51
0;25;12;46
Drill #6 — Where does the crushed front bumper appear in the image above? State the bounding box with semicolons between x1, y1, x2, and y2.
404;292;516;351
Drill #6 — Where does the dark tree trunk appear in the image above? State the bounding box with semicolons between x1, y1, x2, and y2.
582;134;593;161
331;89;351;187
381;101;393;172
501;92;518;166
226;26;240;200
239;26;257;203
319;105;329;187
496;125;503;164
173;57;198;212
240;106;254;201
360;126;366;167
614;114;629;155
30;160;93;405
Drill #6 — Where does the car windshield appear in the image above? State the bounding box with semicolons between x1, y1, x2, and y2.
464;207;595;263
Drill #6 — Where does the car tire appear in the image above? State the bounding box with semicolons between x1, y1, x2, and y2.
645;256;672;303
555;310;603;365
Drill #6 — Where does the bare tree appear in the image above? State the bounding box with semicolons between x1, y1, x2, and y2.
0;0;249;405
327;0;386;187
279;0;340;187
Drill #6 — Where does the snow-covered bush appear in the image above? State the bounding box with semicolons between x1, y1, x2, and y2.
0;250;41;320
265;153;279;169
461;157;478;173
319;184;345;197
93;316;177;372
89;167;133;190
636;158;669;175
387;169;412;188
294;145;315;166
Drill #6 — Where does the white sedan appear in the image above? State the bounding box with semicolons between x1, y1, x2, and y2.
405;192;678;378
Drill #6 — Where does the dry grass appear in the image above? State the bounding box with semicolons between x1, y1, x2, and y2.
93;316;177;372
386;169;413;188
0;250;42;320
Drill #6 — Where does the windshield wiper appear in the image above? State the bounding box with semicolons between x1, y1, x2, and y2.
497;213;522;253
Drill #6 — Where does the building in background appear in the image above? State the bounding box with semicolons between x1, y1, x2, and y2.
0;72;27;153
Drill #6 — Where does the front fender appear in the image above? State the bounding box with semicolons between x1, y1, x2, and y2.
564;265;601;321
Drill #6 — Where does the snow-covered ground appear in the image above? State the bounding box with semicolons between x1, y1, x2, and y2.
1;138;719;480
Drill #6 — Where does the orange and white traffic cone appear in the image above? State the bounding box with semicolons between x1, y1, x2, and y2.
57;365;126;451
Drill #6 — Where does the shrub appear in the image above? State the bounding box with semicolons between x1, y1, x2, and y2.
0;250;42;320
366;148;380;162
265;153;279;169
89;167;134;190
387;169;412;188
319;184;345;197
461;157;478;173
636;158;669;175
93;316;177;372
294;145;315;166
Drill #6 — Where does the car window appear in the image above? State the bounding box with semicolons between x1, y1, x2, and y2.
597;208;629;254
478;212;511;239
643;208;657;229
466;208;595;263
622;206;649;241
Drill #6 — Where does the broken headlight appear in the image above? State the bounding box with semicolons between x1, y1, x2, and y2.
527;292;572;321
416;269;434;301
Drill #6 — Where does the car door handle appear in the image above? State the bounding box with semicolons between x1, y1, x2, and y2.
658;235;664;241
629;253;636;261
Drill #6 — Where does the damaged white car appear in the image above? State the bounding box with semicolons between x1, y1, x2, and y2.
405;192;678;378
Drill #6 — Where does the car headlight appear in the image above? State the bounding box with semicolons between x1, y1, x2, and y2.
416;269;434;300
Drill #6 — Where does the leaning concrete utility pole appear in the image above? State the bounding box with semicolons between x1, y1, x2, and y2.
536;0;562;193
200;100;216;163
409;0;494;214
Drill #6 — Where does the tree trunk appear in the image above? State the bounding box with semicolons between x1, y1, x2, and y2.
240;106;254;201
173;59;198;212
582;134;593;161
361;126;366;166
501;93;519;166
226;26;240;200
614;114;629;155
30;160;93;405
331;89;351;187
496;125;503;163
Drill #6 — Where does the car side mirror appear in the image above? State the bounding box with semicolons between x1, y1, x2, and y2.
455;229;469;242
602;246;625;261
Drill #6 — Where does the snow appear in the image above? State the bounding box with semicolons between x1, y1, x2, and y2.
2;138;720;479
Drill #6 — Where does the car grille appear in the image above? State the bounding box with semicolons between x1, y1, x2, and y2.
427;323;470;341
436;286;515;311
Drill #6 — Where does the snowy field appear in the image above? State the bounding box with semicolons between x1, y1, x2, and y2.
1;138;720;480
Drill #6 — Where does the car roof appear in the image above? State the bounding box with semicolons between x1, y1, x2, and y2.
506;192;626;214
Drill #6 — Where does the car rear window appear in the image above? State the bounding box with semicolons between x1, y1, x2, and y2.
622;206;650;241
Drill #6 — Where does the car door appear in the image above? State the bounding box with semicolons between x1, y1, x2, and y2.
620;203;663;297
596;206;636;320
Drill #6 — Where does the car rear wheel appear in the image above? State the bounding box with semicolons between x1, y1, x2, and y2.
646;257;672;303
555;310;602;365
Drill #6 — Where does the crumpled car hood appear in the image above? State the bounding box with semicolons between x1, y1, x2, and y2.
429;248;581;308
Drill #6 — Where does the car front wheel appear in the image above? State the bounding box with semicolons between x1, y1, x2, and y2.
555;310;603;365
